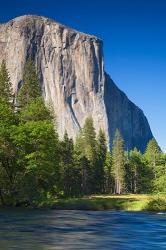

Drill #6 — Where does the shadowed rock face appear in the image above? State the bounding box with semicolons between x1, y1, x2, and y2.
104;74;153;152
0;15;153;151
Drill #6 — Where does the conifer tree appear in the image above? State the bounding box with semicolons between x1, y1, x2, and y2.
127;148;143;193
74;132;90;195
112;129;125;194
0;60;13;104
145;138;161;179
153;153;166;193
60;131;81;197
82;117;97;193
82;117;96;162
95;129;107;193
18;58;41;107
73;117;97;194
104;151;113;193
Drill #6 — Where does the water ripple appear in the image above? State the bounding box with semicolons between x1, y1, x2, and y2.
0;209;165;249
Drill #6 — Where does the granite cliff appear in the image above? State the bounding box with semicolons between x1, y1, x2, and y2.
0;15;153;151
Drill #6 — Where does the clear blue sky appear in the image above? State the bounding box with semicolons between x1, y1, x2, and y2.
1;0;166;150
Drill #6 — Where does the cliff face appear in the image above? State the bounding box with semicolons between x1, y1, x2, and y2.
0;15;153;151
104;74;153;151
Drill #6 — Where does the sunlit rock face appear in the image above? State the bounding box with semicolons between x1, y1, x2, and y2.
0;15;153;151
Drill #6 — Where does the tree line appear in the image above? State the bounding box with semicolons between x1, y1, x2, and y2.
0;59;165;206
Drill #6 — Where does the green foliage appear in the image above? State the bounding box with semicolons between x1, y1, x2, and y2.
144;138;165;193
95;129;107;193
125;148;153;193
18;58;41;108
0;98;18;205
20;97;53;122
112;129;125;194
74;134;90;195
60;131;81;197
145;138;161;163
13;93;59;205
82;116;96;162
0;59;60;206
0;60;13;104
144;138;161;178
153;153;166;193
145;195;166;211
104;151;113;193
74;117;97;194
11;120;60;205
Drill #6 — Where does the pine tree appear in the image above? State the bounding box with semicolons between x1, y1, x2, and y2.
82;117;96;162
18;59;41;107
112;129;125;194
60;131;74;196
0;60;13;104
145;138;161;179
73;117;97;194
104;151;113;193
20;97;52;122
74;133;90;195
127;148;143;193
153;153;166;193
82;117;97;193
95;129;107;193
60;131;82;197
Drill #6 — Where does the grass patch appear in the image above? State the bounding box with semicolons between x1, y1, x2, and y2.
20;194;165;211
50;194;166;211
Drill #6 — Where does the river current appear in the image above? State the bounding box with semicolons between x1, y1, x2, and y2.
0;209;165;249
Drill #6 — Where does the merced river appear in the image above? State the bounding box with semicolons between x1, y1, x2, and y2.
0;209;165;249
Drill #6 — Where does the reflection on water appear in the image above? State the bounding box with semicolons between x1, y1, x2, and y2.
0;209;165;249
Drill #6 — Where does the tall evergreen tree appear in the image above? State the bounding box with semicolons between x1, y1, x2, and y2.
153;153;166;193
112;129;125;194
82;117;96;162
95;129;107;193
125;148;143;193
145;138;161;179
60;131;80;197
82;117;97;193
18;59;41;107
104;151;113;193
0;60;13;104
74;117;97;194
74;133;90;195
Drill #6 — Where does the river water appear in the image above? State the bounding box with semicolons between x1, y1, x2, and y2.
0;209;165;249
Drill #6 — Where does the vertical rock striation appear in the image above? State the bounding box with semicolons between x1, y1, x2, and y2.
0;15;153;151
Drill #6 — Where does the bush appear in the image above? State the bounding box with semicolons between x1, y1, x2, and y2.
145;196;166;211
